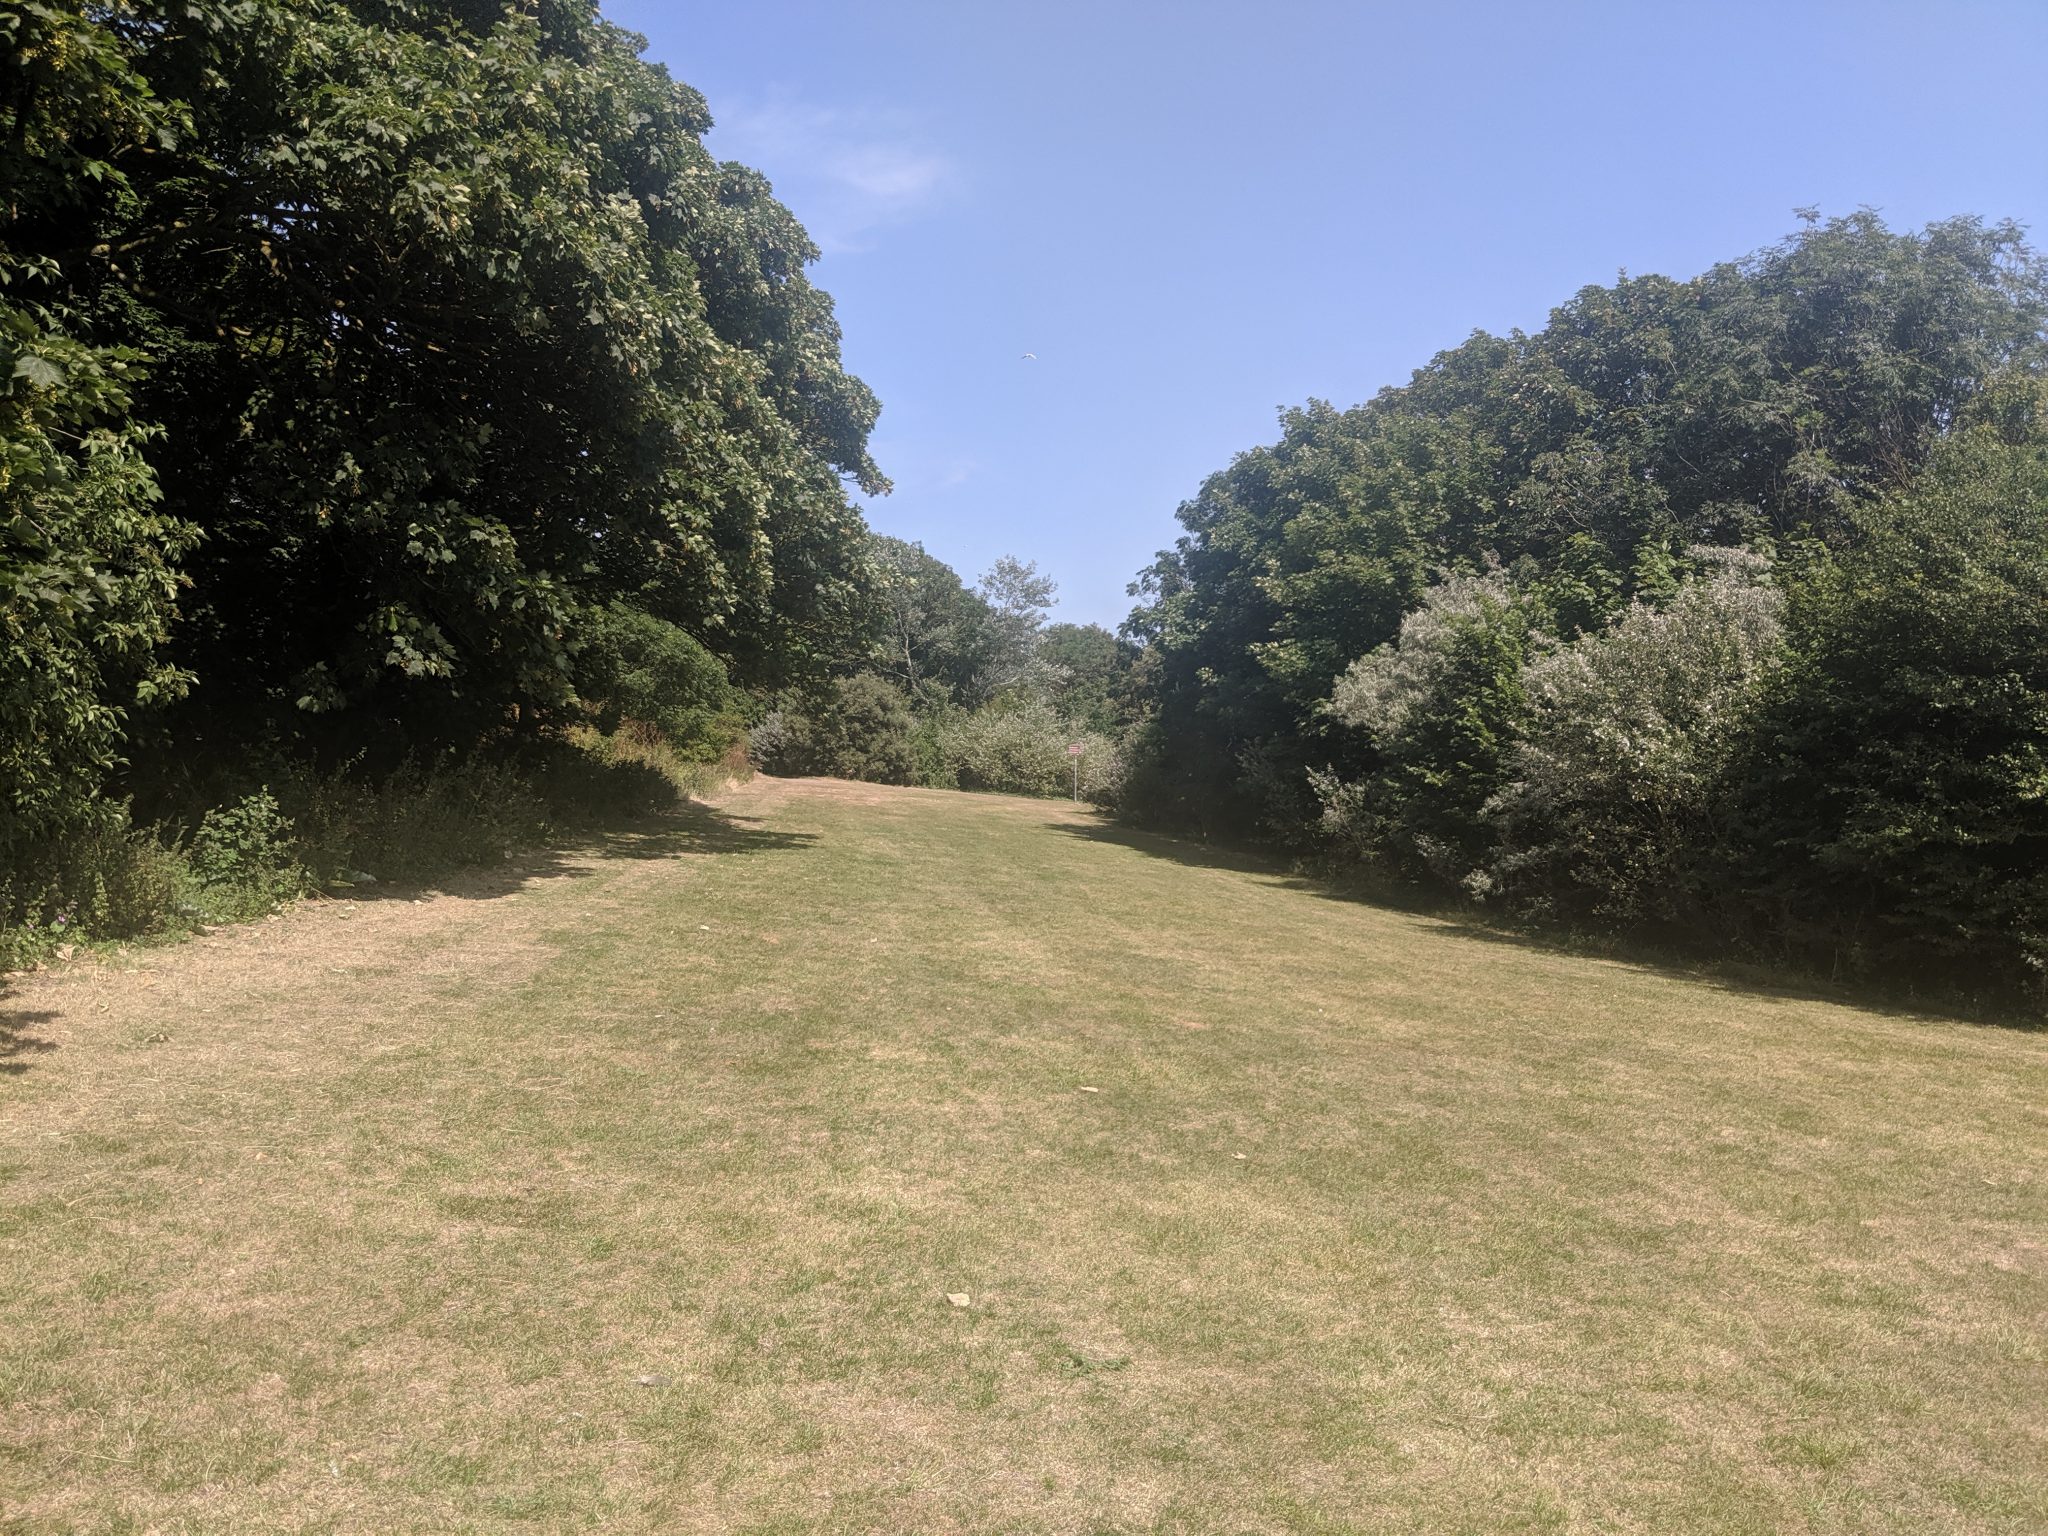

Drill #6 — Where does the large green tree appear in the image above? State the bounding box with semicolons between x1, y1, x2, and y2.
1127;214;2048;838
1;0;195;853
1743;385;2048;998
19;0;885;761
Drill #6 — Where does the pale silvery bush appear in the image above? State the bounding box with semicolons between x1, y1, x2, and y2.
1078;731;1129;808
1486;546;1784;926
1319;564;1536;881
1326;566;1520;739
932;697;1124;804
747;708;803;773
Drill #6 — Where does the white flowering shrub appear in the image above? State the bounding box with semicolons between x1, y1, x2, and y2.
1485;547;1784;925
1327;566;1521;740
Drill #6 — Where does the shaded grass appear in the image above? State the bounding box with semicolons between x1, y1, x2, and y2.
1;777;2043;1533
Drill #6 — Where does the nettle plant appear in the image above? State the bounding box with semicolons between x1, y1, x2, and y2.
189;789;302;911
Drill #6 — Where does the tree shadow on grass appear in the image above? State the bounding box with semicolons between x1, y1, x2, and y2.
0;798;818;1081
334;797;818;905
0;996;60;1076
1045;815;2043;1034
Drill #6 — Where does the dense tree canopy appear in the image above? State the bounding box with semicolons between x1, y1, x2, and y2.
1128;214;2048;842
1742;387;2048;993
1119;213;2048;1004
3;0;885;816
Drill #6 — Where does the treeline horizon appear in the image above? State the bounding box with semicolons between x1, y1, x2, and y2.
6;3;2046;1011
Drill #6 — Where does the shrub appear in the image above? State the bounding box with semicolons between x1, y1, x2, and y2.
1744;411;2048;1001
571;603;746;763
566;720;748;802
1319;567;1541;881
1485;548;1784;927
0;733;698;968
190;789;303;916
747;707;806;776
931;697;1125;803
935;698;1070;796
751;674;919;785
0;807;192;969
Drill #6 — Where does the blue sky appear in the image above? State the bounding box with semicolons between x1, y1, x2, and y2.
610;0;2048;629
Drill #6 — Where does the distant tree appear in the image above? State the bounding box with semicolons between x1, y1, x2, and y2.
967;555;1059;703
1038;622;1141;735
866;535;993;706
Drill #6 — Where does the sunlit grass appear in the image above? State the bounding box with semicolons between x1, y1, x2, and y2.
2;777;2042;1532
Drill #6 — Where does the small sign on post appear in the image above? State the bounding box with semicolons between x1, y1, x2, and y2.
1067;741;1084;802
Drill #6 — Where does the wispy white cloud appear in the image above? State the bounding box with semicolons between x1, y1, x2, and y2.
709;96;956;254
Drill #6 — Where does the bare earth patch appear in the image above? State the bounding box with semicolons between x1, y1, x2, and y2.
2;780;2043;1533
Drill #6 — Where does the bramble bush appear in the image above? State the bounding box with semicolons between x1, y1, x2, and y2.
189;789;303;918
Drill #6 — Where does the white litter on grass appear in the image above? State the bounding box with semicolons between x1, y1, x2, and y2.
946;1292;972;1308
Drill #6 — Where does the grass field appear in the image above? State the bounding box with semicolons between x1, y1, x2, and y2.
2;776;2043;1534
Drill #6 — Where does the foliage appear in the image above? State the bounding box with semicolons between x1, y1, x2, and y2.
1130;214;2048;839
861;537;1076;713
1745;401;2048;998
189;788;302;915
1319;567;1540;881
752;673;919;785
4;0;884;804
1039;621;1145;736
0;805;190;970
865;534;997;707
1485;549;1785;927
2;0;889;954
566;718;750;804
571;602;745;763
765;536;1131;804
931;696;1123;804
0;731;692;968
967;555;1060;704
131;0;882;732
1;0;195;854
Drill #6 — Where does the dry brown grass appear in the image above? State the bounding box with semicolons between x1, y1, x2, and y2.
1;778;2043;1533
